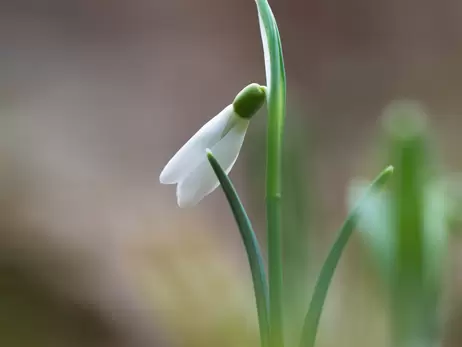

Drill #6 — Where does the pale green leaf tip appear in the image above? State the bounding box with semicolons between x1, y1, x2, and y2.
374;165;394;190
206;148;213;159
233;83;266;120
384;165;394;175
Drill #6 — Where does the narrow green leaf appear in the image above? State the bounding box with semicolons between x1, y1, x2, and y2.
347;181;394;279
206;149;270;347
299;165;394;347
255;1;287;346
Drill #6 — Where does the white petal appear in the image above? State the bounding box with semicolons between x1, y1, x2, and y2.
176;117;249;207
160;105;234;184
257;8;271;91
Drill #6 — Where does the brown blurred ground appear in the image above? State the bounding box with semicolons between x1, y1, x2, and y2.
2;0;462;346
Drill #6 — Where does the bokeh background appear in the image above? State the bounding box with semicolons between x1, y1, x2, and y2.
2;0;462;346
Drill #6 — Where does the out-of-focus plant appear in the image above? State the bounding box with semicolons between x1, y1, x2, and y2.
349;102;448;347
159;1;393;347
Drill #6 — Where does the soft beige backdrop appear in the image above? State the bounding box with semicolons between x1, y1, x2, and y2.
2;0;462;346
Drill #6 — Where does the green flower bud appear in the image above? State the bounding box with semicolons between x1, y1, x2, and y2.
232;83;266;119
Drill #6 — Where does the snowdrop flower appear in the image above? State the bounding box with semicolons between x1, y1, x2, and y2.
160;83;266;207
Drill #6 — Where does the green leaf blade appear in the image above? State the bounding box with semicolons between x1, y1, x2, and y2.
299;166;394;347
255;2;287;347
206;149;270;347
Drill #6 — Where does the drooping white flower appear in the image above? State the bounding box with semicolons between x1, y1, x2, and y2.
160;83;266;207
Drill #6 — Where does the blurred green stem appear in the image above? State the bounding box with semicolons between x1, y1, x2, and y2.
384;106;432;347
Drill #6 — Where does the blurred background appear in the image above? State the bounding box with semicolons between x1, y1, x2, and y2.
2;0;462;346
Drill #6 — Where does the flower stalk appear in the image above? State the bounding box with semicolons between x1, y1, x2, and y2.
255;1;287;346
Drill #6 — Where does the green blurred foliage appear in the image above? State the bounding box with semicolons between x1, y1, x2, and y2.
350;102;449;347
